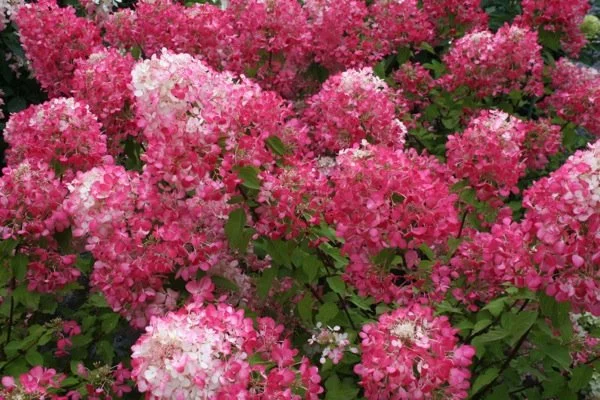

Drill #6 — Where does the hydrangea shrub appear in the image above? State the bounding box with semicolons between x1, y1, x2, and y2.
0;0;599;399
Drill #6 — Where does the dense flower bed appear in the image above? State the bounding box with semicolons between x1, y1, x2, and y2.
0;0;599;399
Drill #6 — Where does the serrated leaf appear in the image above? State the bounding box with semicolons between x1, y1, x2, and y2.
236;166;261;190
569;365;594;391
225;208;246;249
482;297;506;317
257;265;278;299
11;254;28;281
541;344;571;369
326;276;346;295
266;136;286;156
297;295;314;326
101;313;120;334
470;367;499;396
25;349;43;366
316;302;339;324
507;311;538;343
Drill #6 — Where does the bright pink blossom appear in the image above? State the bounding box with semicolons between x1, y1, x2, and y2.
14;0;102;96
517;0;590;57
442;25;543;99
304;68;407;155
542;59;600;137
355;304;474;399
71;49;138;149
4;98;110;175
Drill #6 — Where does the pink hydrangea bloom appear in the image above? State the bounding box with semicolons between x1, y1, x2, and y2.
446;110;528;201
442;25;543;99
542;59;600;137
4;98;110;176
393;62;435;112
368;0;435;56
326;143;459;301
25;247;79;294
448;218;540;308
355;304;474;399
303;68;407;155
131;302;322;399
14;0;102;97
523;140;600;315
0;161;68;240
517;0;590;57
303;0;372;71
422;0;488;39
224;0;312;97
521;118;562;170
71;49;138;149
1;366;64;399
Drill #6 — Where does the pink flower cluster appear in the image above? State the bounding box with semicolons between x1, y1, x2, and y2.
71;49;138;148
422;0;488;38
354;304;474;399
131;302;322;399
448;218;538;308
393;62;435;113
542;59;600;137
518;0;590;56
4;98;110;177
446;110;561;203
523;140;600;315
326;143;459;301
443;25;543;98
1;367;64;399
303;67;407;154
368;0;434;56
14;0;102;97
0;161;68;240
446;110;527;201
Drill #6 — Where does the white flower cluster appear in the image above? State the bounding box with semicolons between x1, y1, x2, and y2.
308;322;358;364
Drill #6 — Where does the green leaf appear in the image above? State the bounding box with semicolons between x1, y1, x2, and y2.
101;313;120;334
470;367;499;396
10;253;28;281
13;284;39;309
297;295;314;326
4;341;22;357
472;319;492;335
316;302;339;324
396;47;412;65
96;340;114;364
325;374;359;400
569;365;594;391
257;266;278;299
373;60;386;79
131;45;142;60
482;297;506;317
541;344;572;370
538;28;561;51
326;276;346;295
505;311;538;344
211;275;239;292
236;166;261;190
225;208;248;251
61;377;80;388
266;136;287;156
0;239;18;257
25;349;43;366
